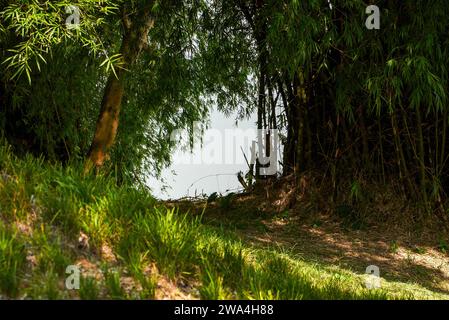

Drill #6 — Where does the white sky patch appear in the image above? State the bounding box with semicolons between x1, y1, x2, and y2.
147;108;284;200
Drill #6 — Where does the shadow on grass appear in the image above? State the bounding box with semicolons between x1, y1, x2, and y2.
197;205;449;297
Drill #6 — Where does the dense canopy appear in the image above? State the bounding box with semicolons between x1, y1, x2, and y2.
1;0;449;213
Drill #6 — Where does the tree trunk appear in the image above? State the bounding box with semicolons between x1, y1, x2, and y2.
85;70;125;171
84;3;155;173
415;106;428;204
283;76;300;175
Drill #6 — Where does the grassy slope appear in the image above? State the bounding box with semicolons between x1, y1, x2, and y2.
0;142;447;300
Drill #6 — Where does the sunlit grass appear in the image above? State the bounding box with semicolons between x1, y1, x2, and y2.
0;140;447;300
0;223;26;297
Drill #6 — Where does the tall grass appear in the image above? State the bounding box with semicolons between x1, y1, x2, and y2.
135;208;201;278
0;223;26;297
0;139;446;300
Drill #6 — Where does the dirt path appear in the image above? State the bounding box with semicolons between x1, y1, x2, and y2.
240;215;449;295
167;193;449;296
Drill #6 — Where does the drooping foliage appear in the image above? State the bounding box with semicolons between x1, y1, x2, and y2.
0;0;119;161
204;0;449;217
1;0;230;182
2;0;449;218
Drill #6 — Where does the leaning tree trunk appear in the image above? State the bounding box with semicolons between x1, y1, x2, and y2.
84;3;155;173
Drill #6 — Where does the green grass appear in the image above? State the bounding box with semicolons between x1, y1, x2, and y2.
104;267;127;299
0;223;26;297
79;276;100;300
133;207;201;278
0;140;448;300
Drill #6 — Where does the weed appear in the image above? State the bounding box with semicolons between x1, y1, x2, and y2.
437;239;448;254
104;268;126;299
390;241;399;254
137;208;200;278
79;276;101;300
0;224;26;297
